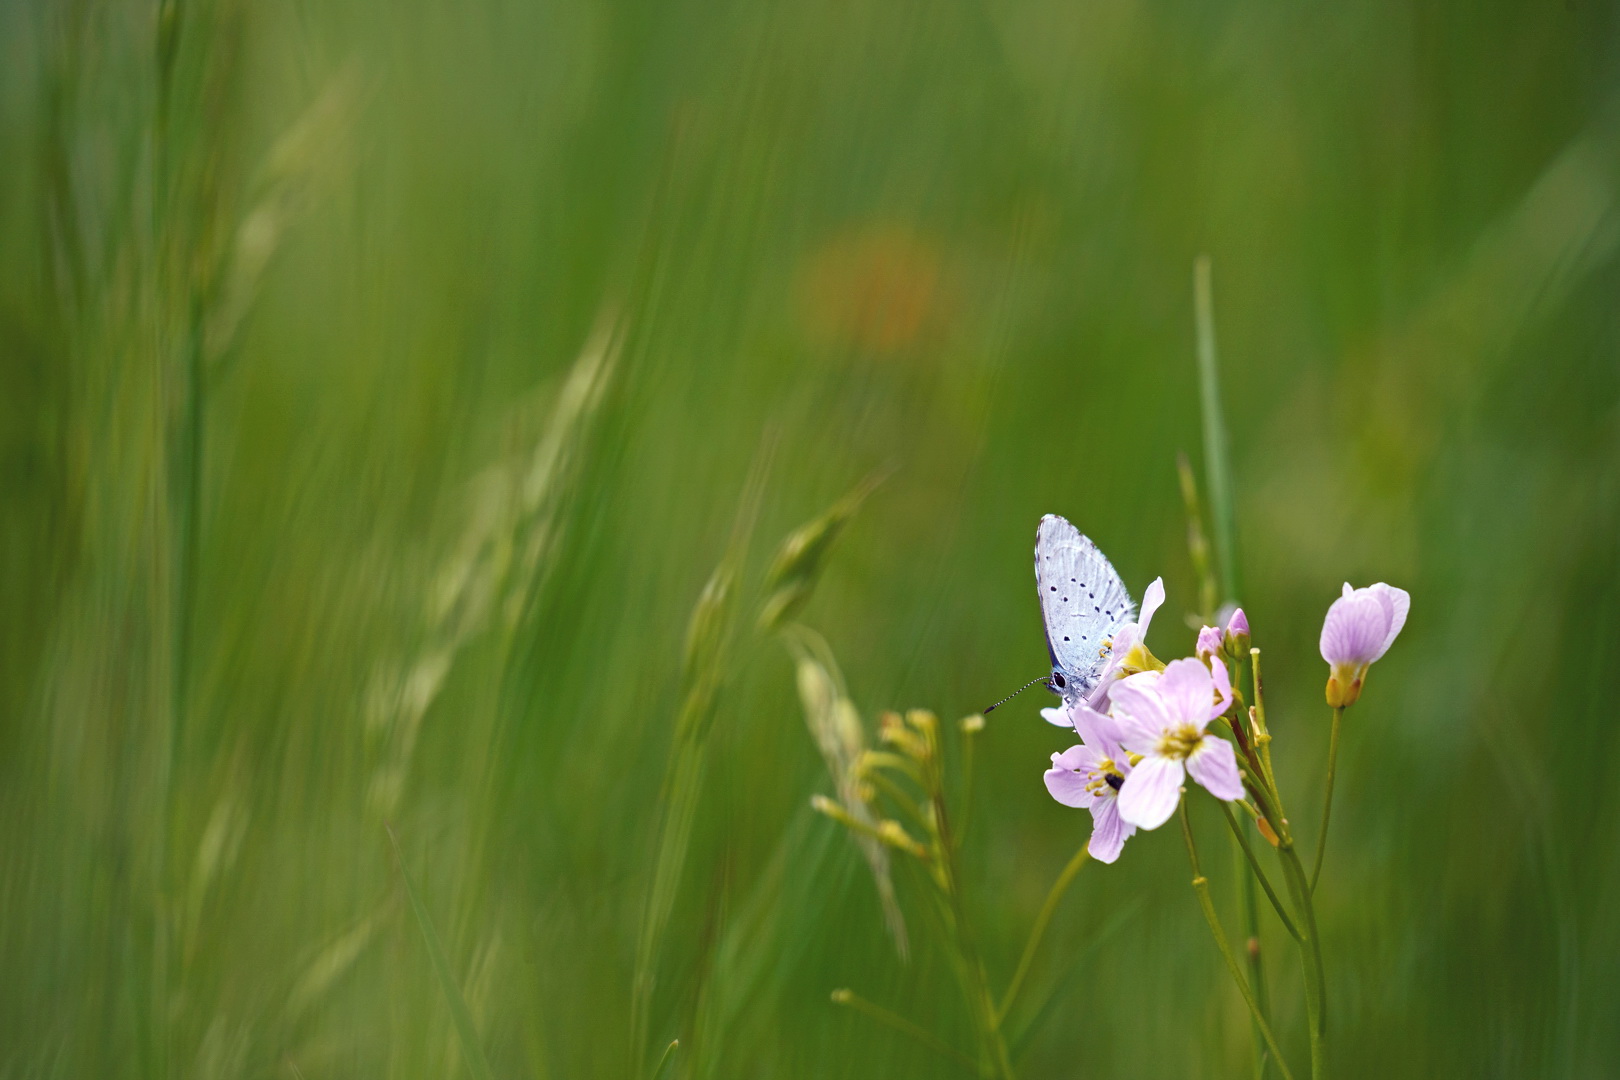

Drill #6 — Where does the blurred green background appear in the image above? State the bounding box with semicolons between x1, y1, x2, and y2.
3;1;1618;1077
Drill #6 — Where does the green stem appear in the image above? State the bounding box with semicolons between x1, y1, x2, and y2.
1218;801;1301;942
1248;649;1286;827
958;721;978;845
1310;708;1343;894
1179;802;1297;1080
1278;845;1329;1079
1228;666;1272;1080
1176;453;1219;622
1235;819;1272;1080
996;843;1089;1024
1194;255;1240;604
864;769;933;834
924;734;1015;1080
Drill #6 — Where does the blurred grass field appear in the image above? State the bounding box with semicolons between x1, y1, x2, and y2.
3;1;1619;1077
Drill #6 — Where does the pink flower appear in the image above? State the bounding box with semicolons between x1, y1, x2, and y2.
1226;607;1250;638
1111;659;1244;830
1319;582;1409;707
1086;577;1166;709
1043;703;1137;863
1195;625;1223;663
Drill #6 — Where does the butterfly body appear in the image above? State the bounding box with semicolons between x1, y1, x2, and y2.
1035;515;1136;709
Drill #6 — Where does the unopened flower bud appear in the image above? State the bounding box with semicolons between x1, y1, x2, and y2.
1224;608;1251;657
1196;625;1223;664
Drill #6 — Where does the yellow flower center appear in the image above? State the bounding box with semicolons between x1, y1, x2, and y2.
1118;642;1167;676
1078;757;1125;797
1157;724;1204;761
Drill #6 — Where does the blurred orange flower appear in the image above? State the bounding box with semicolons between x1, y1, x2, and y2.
796;223;948;355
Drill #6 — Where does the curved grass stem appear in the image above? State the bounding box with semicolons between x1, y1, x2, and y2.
831;989;978;1072
996;843;1089;1025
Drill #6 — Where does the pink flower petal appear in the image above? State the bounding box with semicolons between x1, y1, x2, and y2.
1208;654;1233;719
1108;675;1170;750
1227;608;1250;637
1070;702;1126;759
1040;706;1072;729
1186;736;1244;801
1057;743;1102;768
1087;797;1134;864
1044;748;1097;808
1117;754;1184;830
1368;583;1410;661
1196;625;1223;660
1158;658;1214;729
1319;587;1391;666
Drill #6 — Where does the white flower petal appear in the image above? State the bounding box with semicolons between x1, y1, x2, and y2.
1041;706;1072;728
1138;577;1166;635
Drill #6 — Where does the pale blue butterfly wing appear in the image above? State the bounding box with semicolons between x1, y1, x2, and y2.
1035;515;1136;708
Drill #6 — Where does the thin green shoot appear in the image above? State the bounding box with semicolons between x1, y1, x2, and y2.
386;824;495;1080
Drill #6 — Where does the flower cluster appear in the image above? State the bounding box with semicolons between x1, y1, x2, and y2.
1044;585;1407;863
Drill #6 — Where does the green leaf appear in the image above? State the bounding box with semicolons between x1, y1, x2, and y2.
387;824;496;1080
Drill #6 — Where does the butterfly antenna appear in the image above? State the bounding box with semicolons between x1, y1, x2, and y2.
982;675;1053;714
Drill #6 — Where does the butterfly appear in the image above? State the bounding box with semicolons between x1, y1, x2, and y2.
1033;514;1138;709
984;515;1160;717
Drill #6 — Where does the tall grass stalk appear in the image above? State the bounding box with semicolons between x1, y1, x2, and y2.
1191;255;1271;1079
630;442;773;1075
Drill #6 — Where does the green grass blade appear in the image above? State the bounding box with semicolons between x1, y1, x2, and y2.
651;1039;680;1080
387;824;495;1080
1194;255;1240;604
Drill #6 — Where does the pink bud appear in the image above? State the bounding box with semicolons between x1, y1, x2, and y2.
1223;607;1251;659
